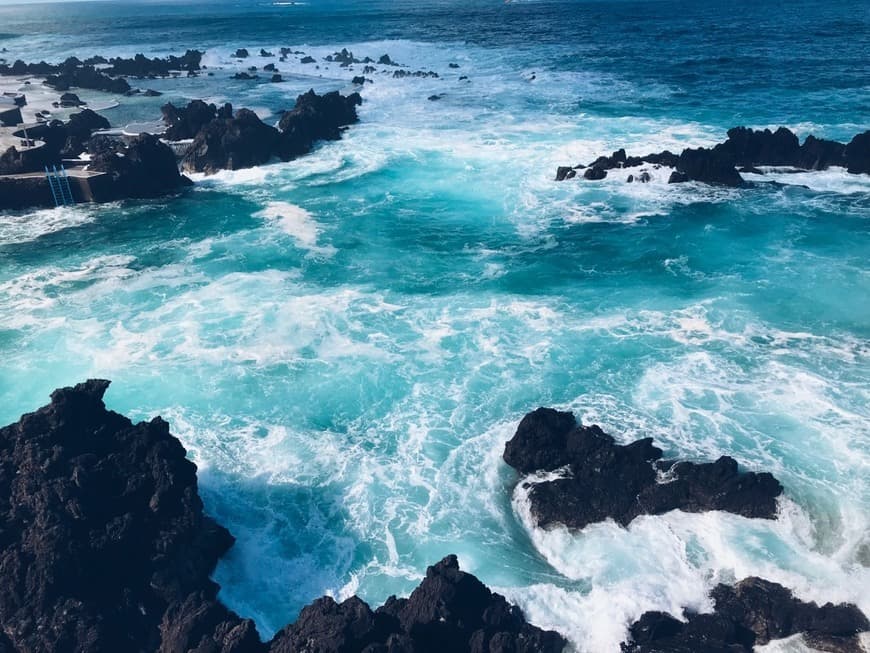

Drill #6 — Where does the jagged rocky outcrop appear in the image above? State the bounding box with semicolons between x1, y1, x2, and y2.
272;555;565;653
503;408;783;529
179;90;361;174
0;382;565;653
621;577;869;653
87;133;193;200
161;99;234;141
278;89;362;157
556;126;870;186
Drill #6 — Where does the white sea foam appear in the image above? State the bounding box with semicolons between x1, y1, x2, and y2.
254;201;336;256
0;205;101;246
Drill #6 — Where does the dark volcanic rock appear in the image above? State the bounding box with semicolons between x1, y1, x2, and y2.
584;166;607;180
182;108;279;173
0;380;247;652
270;555;565;653
797;134;846;170
104;50;203;77
621;577;869;652
300;55;316;64
278;89;362;158
45;66;131;94
673;147;744;186
62;108;111;157
845;130;870;174
0;384;566;653
503;408;783;529
168;90;360;174
161;99;226;141
270;74;283;83
719;126;801;167
234;48;250;58
89;133;193;199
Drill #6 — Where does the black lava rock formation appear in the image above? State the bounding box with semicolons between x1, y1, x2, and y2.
503;408;783;529
621;577;869;653
555;126;870;187
0;381;565;653
169;90;361;174
87;133;194;200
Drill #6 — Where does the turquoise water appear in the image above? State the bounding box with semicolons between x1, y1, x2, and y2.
0;1;868;650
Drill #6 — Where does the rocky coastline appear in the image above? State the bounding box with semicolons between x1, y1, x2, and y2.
0;381;565;653
556;126;870;186
1;384;867;652
0;58;362;211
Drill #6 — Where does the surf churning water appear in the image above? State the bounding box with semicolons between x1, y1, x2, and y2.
0;0;868;650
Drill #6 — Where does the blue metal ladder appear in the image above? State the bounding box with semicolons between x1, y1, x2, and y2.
44;165;76;207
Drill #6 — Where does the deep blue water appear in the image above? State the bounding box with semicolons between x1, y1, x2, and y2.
0;1;868;650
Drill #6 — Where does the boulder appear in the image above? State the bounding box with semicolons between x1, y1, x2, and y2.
234;48;249;58
503;408;782;529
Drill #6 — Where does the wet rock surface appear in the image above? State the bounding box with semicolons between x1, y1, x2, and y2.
621;577;869;652
0;382;565;653
503;408;783;529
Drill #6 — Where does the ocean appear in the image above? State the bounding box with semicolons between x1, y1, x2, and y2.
0;0;868;650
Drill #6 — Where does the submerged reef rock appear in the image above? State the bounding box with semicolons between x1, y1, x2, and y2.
555;126;870;187
0;382;566;653
621;577;869;652
176;90;361;174
503;408;783;529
